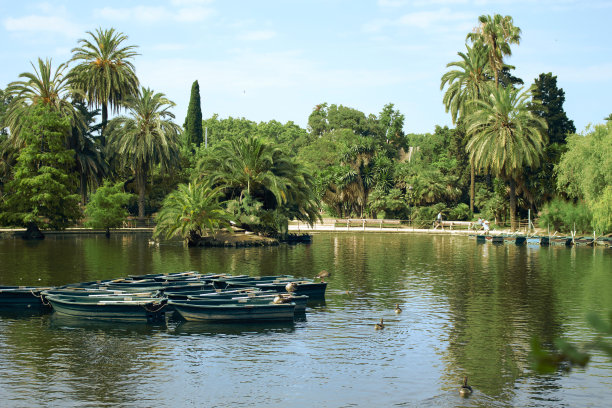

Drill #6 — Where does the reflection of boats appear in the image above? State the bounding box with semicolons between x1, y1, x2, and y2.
172;320;296;335
45;294;167;322
169;299;296;322
49;313;163;332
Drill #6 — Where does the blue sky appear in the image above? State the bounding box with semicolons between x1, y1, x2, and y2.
1;0;610;134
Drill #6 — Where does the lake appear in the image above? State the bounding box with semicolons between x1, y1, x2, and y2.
0;232;611;407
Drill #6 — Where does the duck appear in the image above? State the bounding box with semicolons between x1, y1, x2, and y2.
459;376;473;397
315;270;331;282
394;304;402;314
375;318;385;330
273;294;290;304
285;282;298;293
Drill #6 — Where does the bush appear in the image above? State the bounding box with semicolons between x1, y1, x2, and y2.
450;203;472;221
538;198;592;233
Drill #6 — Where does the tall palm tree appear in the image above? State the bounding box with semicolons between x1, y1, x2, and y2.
465;85;547;230
5;58;82;143
441;44;490;212
466;14;521;88
107;87;181;219
69;27;139;136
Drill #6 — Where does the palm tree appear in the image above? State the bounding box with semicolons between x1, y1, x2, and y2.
69;27;139;136
5;58;82;143
197;134;320;232
465;85;547;230
466;14;521;88
106;87;181;219
153;180;233;246
441;44;490;212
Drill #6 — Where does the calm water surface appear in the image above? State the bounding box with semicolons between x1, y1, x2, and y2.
0;233;611;407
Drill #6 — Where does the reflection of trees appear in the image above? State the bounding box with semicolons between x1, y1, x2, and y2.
0;314;163;406
439;243;607;398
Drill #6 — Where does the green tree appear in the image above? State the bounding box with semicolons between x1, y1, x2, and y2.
153;180;234;246
531;73;575;145
556;121;612;233
0;105;80;229
183;80;203;147
85;181;134;236
440;44;490;212
465;85;547;230
197;134;320;234
466;14;521;87
106;87;181;219
70;101;107;204
378;103;405;149
69;27;139;135
5;58;83;142
523;73;576;208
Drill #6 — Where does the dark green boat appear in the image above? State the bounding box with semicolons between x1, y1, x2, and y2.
169;299;296;322
45;294;167;322
0;286;54;310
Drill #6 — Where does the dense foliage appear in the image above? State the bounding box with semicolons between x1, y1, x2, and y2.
84;181;134;234
0;19;607;234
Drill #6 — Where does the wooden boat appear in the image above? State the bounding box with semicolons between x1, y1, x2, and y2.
549;236;572;246
45;294;167;322
189;292;309;312
485;235;504;244
169;299;296;322
572;237;594;246
0;286;54;309
502;235;526;245
254;280;327;298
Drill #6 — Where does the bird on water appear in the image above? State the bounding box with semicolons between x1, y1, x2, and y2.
394;304;402;314
459;376;473;397
375;318;385;330
315;270;331;282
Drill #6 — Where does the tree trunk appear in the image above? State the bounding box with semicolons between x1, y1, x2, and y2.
137;171;146;220
509;178;517;231
80;171;87;205
470;160;475;213
101;103;108;146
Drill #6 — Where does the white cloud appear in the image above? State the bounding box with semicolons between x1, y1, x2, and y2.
171;0;214;5
94;5;214;23
237;30;277;41
3;14;82;37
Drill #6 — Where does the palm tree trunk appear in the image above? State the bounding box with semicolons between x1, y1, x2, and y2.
470;161;475;213
101;103;108;145
509;178;517;231
80;171;87;205
137;170;146;219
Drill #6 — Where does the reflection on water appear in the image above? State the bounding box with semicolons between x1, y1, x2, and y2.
0;233;611;407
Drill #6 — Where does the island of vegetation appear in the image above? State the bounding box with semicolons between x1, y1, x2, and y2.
1;15;611;245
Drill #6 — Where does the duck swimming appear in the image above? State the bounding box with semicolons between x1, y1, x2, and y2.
459;376;473;397
315;270;331;282
375;318;385;330
394;304;402;314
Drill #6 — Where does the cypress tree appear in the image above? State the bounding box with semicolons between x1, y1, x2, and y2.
184;80;203;147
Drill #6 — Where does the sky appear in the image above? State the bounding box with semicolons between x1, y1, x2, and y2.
1;0;611;134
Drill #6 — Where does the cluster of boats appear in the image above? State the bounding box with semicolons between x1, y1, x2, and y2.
0;272;327;323
472;234;612;247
